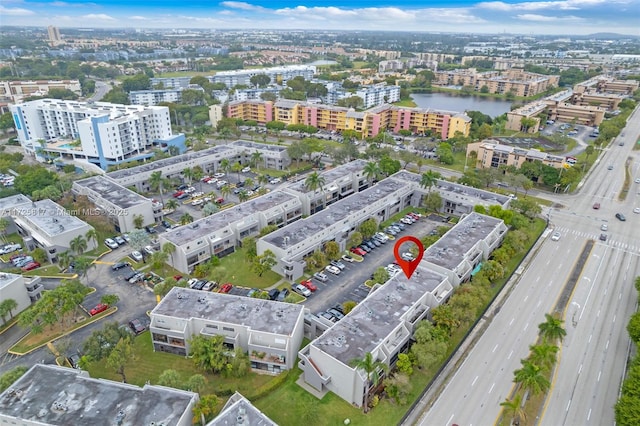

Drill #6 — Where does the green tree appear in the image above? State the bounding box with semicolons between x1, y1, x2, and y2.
57;250;74;271
250;151;263;170
373;267;390;284
14;167;59;196
379;155;401;175
423;191;442;212
100;294;120;307
84;229;98;250
304;171;326;193
0;366;27;393
162;242;176;265
250;74;271;88
251;250;277;277
0;298;18;324
82;321;132;361
30;247;47;264
513;359;550;395
359;218;378;240
165;198;179;211
500;394;526;426
0;217;9;242
107;337;136;383
349;352;389;413
538;313;567;343
323;241;340;261
192;394;218;426
343;300;357;314
287;141;305;167
127;228;150;252
220;158;231;176
69;235;87;255
180;213;194;225
133;214;145;229
182;167;194;185
188;334;228;373
149;171;167;205
348;231;363;248
395;353;413;376
157;369;182;388
528;343;559;372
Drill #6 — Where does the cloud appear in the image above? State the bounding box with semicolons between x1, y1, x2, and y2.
81;13;116;21
0;5;34;15
516;13;583;21
130;16;150;20
477;0;625;12
220;1;265;11
50;1;69;6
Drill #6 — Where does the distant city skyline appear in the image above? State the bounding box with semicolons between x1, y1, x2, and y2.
1;0;639;36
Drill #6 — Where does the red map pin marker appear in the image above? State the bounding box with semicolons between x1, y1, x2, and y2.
393;236;424;280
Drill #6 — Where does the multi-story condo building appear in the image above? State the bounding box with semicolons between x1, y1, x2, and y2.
209;392;277;426
149;287;305;374
227;100;471;139
353;84;401;108
467;139;566;171
149;76;192;89
434;68;559;97
72;175;157;233
1;197;97;262
0;364;198;426
434;68;483;86
0;273;44;320
9;99;185;170
575;76;639;96
298;212;505;407
210;65;316;88
0;80;81;104
105;141;289;191
129;88;183;106
229;87;280;102
159;190;302;274
47;25;61;44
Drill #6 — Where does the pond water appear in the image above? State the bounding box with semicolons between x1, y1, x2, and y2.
411;92;513;117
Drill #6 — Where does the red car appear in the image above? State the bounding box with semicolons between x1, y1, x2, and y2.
21;261;40;271
350;247;367;256
173;190;185;198
215;197;224;204
173;275;183;281
408;212;421;220
219;283;233;293
300;279;317;292
89;303;109;316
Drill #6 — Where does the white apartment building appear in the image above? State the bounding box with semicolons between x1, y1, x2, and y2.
354;84;401;108
129;88;183;106
10;99;185;170
106;141;289;191
159;190;302;274
150;287;305;374
229;87;280;102
72;175;157;233
7;199;97;263
149;76;192;89
0;80;81;104
421;212;508;286
0;273;43;322
298;264;453;407
207;392;277;426
211;65;316;88
0;364;198;426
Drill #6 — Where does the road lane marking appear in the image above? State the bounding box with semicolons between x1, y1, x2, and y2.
597;309;600;317
508;350;513;360
536;300;541;308
524;295;529;302
588;408;592;421
613;314;616;323
597;371;601;382
472;376;478;386
524;322;529;331
566;400;571;412
535;276;540;282
589;334;592;343
509;317;515;326
606;340;610;350
489;383;495;394
447;414;454;425
492;344;498;353
578;364;582;374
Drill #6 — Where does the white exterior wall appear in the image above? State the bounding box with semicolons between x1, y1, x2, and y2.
0;274;31;320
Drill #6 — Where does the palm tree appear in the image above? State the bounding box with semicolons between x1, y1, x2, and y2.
304;171;326;193
85;229;97;250
257;174;268;186
70;235;87;255
349;352;388;413
500;394;526;425
244;177;254;188
133;214;144;229
149;171;167;205
538;313;567;343
220;184;231;200
162;242;176;266
180;213;193;225
220;158;231;176
58;250;74;271
192;167;204;192
251;151;263;170
0;298;18;322
363;162;379;187
165;198;179;211
513;359;550;396
528;343;559;372
238;190;249;203
182;167;193;185
420;170;441;203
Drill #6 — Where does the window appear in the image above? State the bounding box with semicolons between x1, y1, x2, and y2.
223;326;235;332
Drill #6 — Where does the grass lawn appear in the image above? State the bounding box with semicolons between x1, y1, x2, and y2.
24;264;75;279
86;332;273;399
393;99;418;107
219;247;281;289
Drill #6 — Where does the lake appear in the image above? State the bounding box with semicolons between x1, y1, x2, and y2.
411;92;512;117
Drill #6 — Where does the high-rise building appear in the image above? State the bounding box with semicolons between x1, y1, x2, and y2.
47;26;61;44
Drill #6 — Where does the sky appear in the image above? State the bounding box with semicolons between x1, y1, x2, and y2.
1;0;639;36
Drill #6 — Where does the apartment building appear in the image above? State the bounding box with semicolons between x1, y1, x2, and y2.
9;99;185;170
149;76;192;89
354;84;400;108
0;80;81;103
208;105;223;129
0;273;43;321
47;26;61;44
210;65;316;88
129;88;183;106
72;175;157;233
227;100;471;139
150;287;305;374
229;87;280;102
0;364;198;426
159;190;302;273
298;264;453;407
433;68;559;97
105;141;289;191
434;68;483;86
575;76;639;96
468;139;565;171
208;392;277;425
1;198;97;262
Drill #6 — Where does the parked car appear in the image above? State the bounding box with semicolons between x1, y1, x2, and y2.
276;289;290;301
21;262;41;271
634;207;640;214
202;281;217;291
114;236;126;245
219;283;233;293
401;252;415;261
241;166;251;173
551;231;561;241
124;270;138;281
350;247;366;256
599;233;608;241
269;177;282;184
292;284;312;297
193;280;206;290
327;308;345;321
213;173;225;179
313;272;328;282
128;272;144;284
616;213;626;221
129;319;146;335
600;223;608;231
246;288;259;297
143;245;155;256
341;254;354;263
268;288;280;300
68;353;81;369
215;197;225;204
358;244;371;253
89;303;109;316
104;238;119;249
318;311;337;323
332;303;345;315
13;256;33;267
325;265;341;275
130;251;143;262
191;199;204;206
330;260;346;270
111;261;130;271
187;278;199;288
300;279;317;292
173;190;185;198
0;243;21;254
400;217;413;225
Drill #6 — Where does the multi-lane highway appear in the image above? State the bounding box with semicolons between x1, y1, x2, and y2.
415;107;640;426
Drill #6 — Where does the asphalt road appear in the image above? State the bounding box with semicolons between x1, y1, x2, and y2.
415;107;640;426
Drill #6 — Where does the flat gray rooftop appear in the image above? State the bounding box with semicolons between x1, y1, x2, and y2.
74;175;149;209
163;190;297;246
0;272;21;291
487;136;564;152
20;199;89;237
312;265;446;364
423;212;503;271
286;159;368;194
209;392;277;426
106;144;237;180
0;194;32;214
154;287;304;336
265;177;412;249
0;364;196;426
231;140;287;153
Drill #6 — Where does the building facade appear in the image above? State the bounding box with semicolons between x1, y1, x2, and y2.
0;273;43;322
211;65;316;88
150;288;305;374
467;139;566;170
0;80;81;104
10;99;185;170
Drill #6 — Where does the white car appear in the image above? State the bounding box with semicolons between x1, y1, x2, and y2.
0;243;21;254
184;187;196;194
401;252;415;261
375;232;389;242
241;166;251;173
341;254;355;263
104;238;119;249
191;199;204;206
192;191;204;198
551;231;561;241
634;207;640;214
130;251;143;262
635;178;640;184
213;173;225;178
187;278;199;288
600;223;608;231
325;265;341;275
269;178;282;184
143;245;155;256
207;178;218;184
216;180;227;188
292;284;312;297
